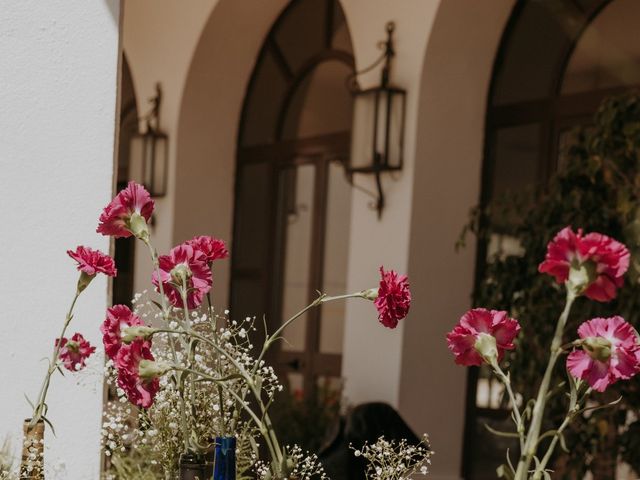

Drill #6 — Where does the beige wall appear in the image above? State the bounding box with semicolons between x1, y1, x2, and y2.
339;0;439;418
400;2;514;478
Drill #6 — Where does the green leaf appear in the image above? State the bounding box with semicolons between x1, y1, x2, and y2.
484;423;520;439
41;415;56;437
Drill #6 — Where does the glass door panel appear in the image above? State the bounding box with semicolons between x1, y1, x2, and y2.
279;163;316;352
320;161;351;354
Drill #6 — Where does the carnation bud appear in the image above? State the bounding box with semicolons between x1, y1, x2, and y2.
121;326;157;344
474;333;498;364
361;288;379;301
170;264;192;285
583;336;613;362
77;271;95;293
138;360;171;380
127;212;150;242
568;260;596;296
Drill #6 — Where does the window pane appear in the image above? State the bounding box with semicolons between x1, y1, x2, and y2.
320;161;351;354
281;60;354;140
492;0;585;105
561;0;640;94
234;162;272;270
280;164;316;352
241;51;289;146
275;0;327;73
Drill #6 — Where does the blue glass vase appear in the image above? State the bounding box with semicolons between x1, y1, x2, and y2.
213;436;236;480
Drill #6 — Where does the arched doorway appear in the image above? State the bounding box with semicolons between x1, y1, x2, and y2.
230;0;355;398
469;0;640;476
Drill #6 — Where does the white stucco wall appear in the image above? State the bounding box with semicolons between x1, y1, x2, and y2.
0;1;121;477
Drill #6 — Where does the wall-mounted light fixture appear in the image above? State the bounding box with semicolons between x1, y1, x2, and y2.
347;22;406;219
129;83;169;197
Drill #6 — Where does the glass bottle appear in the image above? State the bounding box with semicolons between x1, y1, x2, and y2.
213;437;236;480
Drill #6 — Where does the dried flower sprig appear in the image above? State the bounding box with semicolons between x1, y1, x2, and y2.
352;434;432;480
96;181;416;479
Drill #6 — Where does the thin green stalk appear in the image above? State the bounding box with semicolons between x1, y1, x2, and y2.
491;360;525;451
178;285;195;454
206;292;226;436
143;240;190;454
533;388;591;477
514;289;575;479
30;290;81;428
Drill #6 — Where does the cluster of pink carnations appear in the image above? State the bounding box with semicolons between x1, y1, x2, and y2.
447;226;639;478
447;226;639;392
72;181;410;409
55;246;117;371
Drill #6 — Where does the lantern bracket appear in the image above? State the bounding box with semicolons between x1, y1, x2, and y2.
345;21;405;219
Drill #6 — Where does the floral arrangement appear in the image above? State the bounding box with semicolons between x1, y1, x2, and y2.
448;226;640;479
14;180;428;480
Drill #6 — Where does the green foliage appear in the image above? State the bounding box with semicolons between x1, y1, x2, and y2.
461;92;640;477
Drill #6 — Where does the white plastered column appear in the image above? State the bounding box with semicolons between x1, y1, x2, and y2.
0;1;121;477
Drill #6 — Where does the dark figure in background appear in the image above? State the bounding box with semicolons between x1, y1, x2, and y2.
318;402;421;480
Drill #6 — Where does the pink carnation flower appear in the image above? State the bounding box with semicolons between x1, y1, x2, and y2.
374;267;411;328
567;316;640;392
67;246;117;277
56;333;96;372
186;235;229;264
447;308;520;366
101;305;145;361
152;243;212;309
97;181;155;238
115;339;159;408
539;226;629;302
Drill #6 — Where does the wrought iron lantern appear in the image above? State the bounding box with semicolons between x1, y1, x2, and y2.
129;83;168;197
347;22;406;219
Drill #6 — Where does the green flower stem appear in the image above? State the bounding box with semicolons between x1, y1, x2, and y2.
178;285;196;454
533;388;591;478
253;291;366;376
163;326;284;466
156;290;367;477
514;288;576;479
143;240;190;454
490;360;525;451
206;292;226;436
30;289;81;428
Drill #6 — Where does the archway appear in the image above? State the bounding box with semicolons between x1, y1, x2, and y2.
470;0;640;477
232;0;356;398
175;0;290;307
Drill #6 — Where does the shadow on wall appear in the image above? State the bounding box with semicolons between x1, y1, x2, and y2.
104;0;119;25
